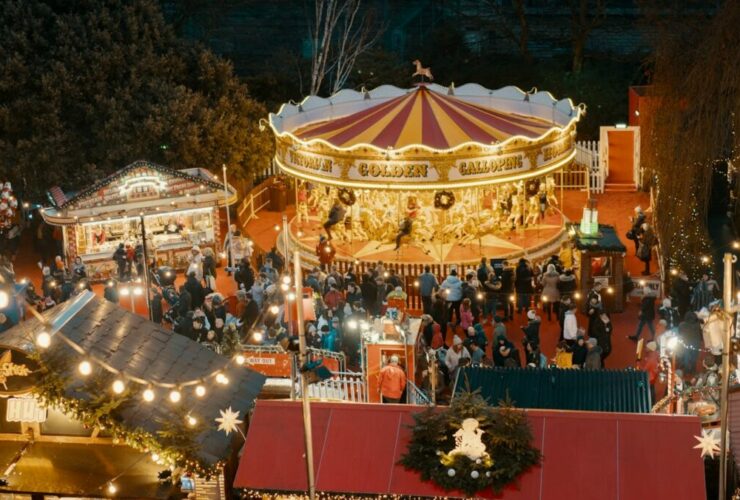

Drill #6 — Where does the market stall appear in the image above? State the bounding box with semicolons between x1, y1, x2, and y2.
0;291;265;499
41;160;238;281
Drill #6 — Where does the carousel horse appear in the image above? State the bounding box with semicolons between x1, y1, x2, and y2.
546;176;559;207
524;195;540;226
506;197;522;229
296;185;310;223
412;60;433;81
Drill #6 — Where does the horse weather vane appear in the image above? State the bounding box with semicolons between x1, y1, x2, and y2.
412;60;433;82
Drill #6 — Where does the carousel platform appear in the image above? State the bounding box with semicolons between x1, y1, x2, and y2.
285;207;569;267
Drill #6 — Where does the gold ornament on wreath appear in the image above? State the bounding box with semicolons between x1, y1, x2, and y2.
337;188;356;206
400;392;540;496
434;190;455;210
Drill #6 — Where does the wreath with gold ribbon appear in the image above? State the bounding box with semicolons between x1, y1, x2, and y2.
434;190;455;210
337;188;356;206
400;392;540;496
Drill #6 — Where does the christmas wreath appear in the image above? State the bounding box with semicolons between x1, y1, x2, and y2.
337;188;356;206
400;392;540;496
434;190;455;210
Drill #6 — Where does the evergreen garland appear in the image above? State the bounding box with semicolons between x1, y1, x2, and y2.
400;392;540;496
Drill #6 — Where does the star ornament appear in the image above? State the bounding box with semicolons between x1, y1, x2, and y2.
693;429;721;458
215;407;243;436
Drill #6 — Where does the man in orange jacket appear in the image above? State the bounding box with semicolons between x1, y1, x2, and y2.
378;355;407;403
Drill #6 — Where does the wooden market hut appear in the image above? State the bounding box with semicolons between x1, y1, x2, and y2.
41;160;238;281
0;292;265;499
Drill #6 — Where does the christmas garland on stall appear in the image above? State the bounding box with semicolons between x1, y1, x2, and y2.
433;190;455;210
337;188;356;206
400;392;540;496
29;349;221;478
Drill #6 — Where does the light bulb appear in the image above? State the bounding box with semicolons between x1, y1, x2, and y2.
282;275;291;285
78;360;92;376
235;354;245;365
133;287;143;296
476;292;484;300
216;373;227;384
347;320;358;330
413;280;419;287
36;331;51;348
574;292;582;300
252;331;264;343
112;379;125;394
509;294;516;302
0;291;9;310
120;287;130;296
187;415;197;426
542;296;548;302
195;385;206;397
143;388;155;402
274;224;280;231
107;483;117;495
169;389;181;403
151;452;159;462
269;305;280;315
287;292;296;301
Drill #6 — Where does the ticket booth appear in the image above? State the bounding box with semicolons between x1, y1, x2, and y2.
362;318;419;403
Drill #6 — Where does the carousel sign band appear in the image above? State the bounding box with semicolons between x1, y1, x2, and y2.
455;154;524;177
357;161;429;179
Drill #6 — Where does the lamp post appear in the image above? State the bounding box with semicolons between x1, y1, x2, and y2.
222;164;234;270
719;252;735;500
293;250;316;500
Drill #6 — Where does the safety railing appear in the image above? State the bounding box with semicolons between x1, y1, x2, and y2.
236;183;272;231
299;371;367;402
307;347;346;373
407;380;433;406
576;140;603;194
553;161;589;191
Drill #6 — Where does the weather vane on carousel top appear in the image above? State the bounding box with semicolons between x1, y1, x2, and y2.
412;59;433;84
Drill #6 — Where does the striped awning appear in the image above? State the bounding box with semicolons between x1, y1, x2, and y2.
293;85;555;150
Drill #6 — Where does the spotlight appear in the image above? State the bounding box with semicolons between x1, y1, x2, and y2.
168;389;181;403
78;360;92;376
143;388;155;402
195;385;206;397
112;379;126;394
36;331;51;348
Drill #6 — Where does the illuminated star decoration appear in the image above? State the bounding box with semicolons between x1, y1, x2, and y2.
693;429;721;458
215;407;243;436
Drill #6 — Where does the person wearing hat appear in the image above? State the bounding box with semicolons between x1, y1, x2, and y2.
584;337;603;370
658;297;680;329
444;335;470;380
521;309;541;344
639;341;661;403
440;269;463;325
571;333;588;368
187;245;203;282
378;355;407;403
591;311;613;365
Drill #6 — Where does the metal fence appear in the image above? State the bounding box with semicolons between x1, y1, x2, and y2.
576;140;603;194
301;371;367;402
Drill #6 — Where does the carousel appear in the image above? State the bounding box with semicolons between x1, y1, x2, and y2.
268;79;584;265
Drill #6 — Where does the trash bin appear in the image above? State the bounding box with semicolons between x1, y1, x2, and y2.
269;183;287;212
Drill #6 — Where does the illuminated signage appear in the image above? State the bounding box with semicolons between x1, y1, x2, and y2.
0;347;40;396
356;161;430;179
455;154;524;177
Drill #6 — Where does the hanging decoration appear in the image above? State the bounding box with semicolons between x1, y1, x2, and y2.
337;188;356;206
0;183;19;229
400;392;540;496
433;191;455;210
215;407;243;436
693;429;721;459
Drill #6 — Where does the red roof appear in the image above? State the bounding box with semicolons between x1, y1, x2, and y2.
235;400;706;499
292;86;554;150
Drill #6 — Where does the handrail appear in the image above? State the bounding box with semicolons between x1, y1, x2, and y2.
407;380;433;406
650;186;666;290
307;347;346;372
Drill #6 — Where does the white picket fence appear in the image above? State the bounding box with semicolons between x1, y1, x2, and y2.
576;140;604;194
303;372;367;402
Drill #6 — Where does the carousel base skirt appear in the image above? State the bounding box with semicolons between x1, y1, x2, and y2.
286;208;568;267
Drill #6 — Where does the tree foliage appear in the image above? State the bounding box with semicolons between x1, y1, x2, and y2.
0;0;273;199
641;1;737;276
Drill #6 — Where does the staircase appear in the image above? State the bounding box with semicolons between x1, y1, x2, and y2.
604;181;637;193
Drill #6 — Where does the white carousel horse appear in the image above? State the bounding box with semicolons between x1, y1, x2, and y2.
412;60;433;81
524;195;540;226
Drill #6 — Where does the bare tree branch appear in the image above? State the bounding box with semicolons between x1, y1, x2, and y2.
567;0;607;73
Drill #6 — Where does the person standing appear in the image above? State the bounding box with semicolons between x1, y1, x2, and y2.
629;287;656;341
670;272;692;318
677;311;702;376
637;223;656;276
658;297;680;329
440;269;463;325
540;264;560;321
591;312;613;365
627;206;646;255
482;271;501;324
514;258;534;314
584;338;603;370
445;335;471;380
378;355;407;403
417;266;439;315
639;341;661;403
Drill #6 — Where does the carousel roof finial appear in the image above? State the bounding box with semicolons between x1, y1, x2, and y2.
448;82;455;95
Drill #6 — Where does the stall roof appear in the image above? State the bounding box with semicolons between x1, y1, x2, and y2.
0;292;266;466
42;160;238;224
234;400;705;499
569;223;627;253
454;366;651;413
0;441;168;499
